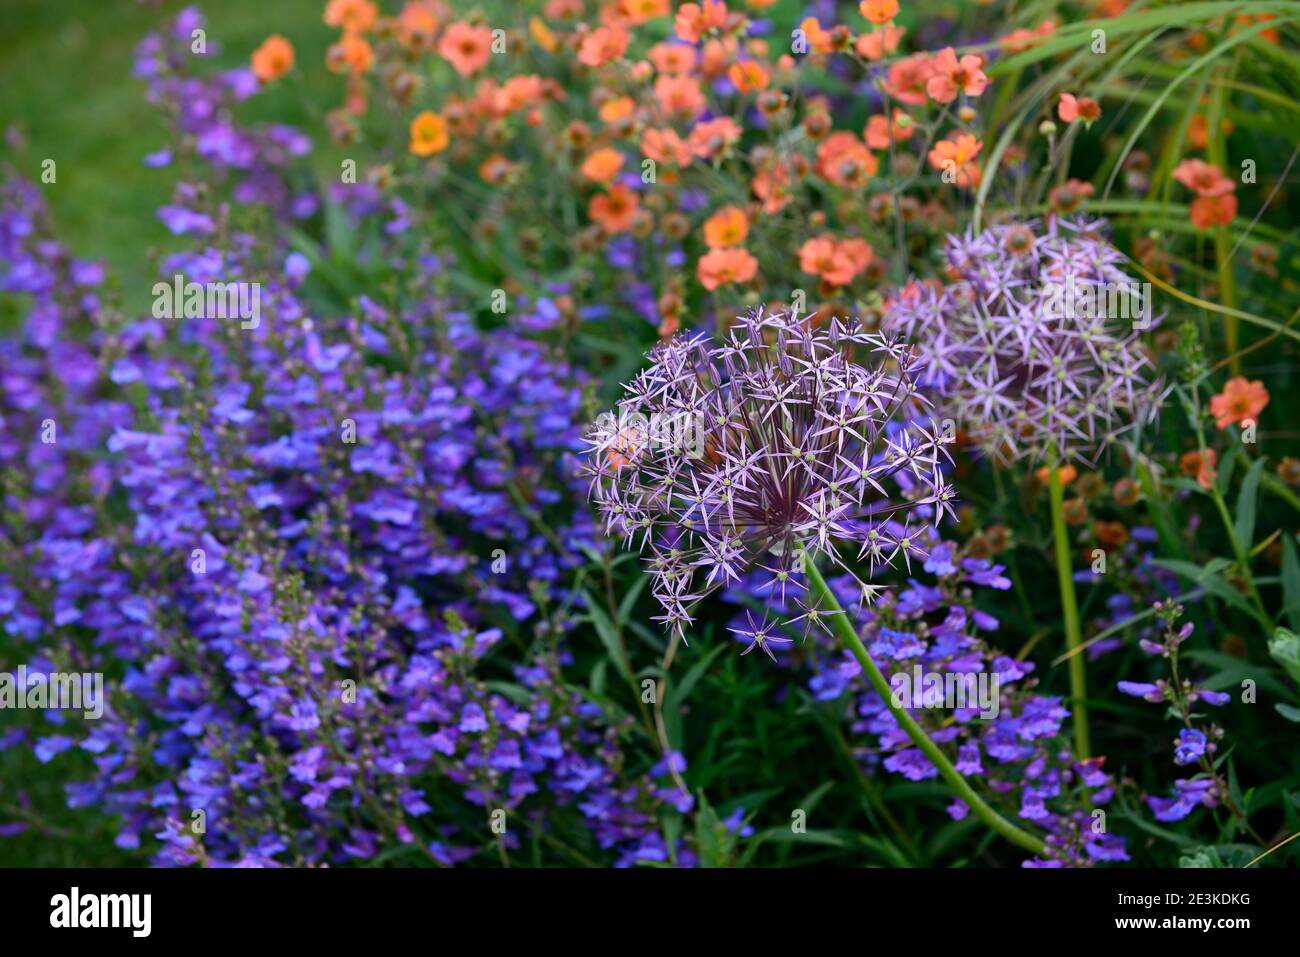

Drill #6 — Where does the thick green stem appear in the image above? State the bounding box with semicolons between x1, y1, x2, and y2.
1048;465;1091;759
803;560;1049;858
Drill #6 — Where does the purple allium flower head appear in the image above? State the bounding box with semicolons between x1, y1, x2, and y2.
586;309;954;647
885;217;1163;466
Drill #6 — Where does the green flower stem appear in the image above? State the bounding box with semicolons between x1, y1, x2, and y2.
1048;464;1091;759
803;559;1049;858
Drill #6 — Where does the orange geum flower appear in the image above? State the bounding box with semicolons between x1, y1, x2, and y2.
798;235;857;287
589;184;641;233
409;111;449;156
700;37;737;77
621;0;670;24
599;96;636;124
251;35;294;83
479;153;515;185
1179;449;1217;490
581;148;625;183
1210;377;1269;429
860;0;900;25
798;17;836;54
697;247;758;291
324;0;378;33
327;34;374;74
496;74;543;114
928;133;983;188
855;23;904;60
579;25;629;67
751;161;793;215
864;109;914;149
649;43;698;75
1190;193;1238;229
728;60;770;93
397;3;438;49
1173;159;1235;197
815;132;878;188
1000;19;1055;53
641;127;693;167
1058;93;1101;126
884;54;933;106
926;47;988;103
529;17;560;52
654;75;706;117
1174;160;1237;228
439;21;493;77
675;0;729;43
1186;113;1234;151
687;116;742;160
837;237;874;274
703;206;749;248
1047;178;1094;215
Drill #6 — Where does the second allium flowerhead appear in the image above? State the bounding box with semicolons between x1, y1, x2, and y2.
585;309;955;647
885;216;1164;466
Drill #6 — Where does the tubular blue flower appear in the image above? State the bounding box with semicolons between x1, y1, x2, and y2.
1173;728;1208;766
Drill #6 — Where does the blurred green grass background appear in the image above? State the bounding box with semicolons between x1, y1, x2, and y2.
0;0;334;309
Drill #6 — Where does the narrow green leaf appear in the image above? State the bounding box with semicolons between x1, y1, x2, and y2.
1275;703;1300;723
1281;536;1300;632
580;590;633;685
1235;459;1265;550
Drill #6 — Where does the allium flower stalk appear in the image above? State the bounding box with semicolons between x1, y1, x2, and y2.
586;309;955;650
886;217;1165;758
587;310;1046;855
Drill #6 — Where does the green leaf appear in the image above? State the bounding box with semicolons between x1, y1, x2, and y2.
1181;844;1260;868
1235;459;1265;550
663;643;725;750
665;644;726;718
616;573;649;626
580;590;633;686
1281;536;1300;632
1275;703;1300;723
992;3;1299;75
1268;627;1300;686
589;658;607;696
1179;845;1223;868
692;794;732;868
1150;559;1267;626
1216;444;1241;497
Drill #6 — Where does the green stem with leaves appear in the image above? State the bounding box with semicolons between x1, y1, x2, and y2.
1048;464;1091;759
803;559;1049;857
